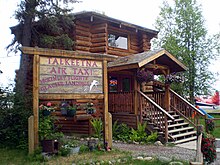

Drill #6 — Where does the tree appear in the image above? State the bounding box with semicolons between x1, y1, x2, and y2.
153;0;220;103
3;0;80;148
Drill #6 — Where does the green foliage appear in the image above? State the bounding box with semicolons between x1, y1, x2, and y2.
90;118;103;141
39;113;64;140
146;132;158;143
79;144;90;153
115;123;131;142
130;122;147;143
154;0;220;102
8;0;80;52
0;86;32;149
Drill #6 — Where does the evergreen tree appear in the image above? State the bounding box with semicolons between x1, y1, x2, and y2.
154;0;220;102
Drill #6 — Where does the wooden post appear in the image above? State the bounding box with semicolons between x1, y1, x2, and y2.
108;112;112;148
164;115;168;143
33;55;39;149
134;76;138;115
164;83;170;111
103;60;109;146
28;116;34;154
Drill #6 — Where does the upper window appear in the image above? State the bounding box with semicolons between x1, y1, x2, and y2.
108;32;128;50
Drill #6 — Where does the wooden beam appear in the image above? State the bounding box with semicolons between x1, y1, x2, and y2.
134;74;138;115
33;54;39;149
20;47;116;61
39;94;104;100
103;60;109;146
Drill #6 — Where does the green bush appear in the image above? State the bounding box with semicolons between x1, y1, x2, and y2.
90;118;103;141
130;122;147;143
0;86;32;149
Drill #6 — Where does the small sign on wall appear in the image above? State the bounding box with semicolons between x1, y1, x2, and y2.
39;56;103;93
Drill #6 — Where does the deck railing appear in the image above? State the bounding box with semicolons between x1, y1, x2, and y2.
144;91;165;109
170;89;206;127
108;91;134;113
138;90;174;142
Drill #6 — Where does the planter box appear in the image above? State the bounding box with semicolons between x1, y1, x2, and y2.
41;139;59;153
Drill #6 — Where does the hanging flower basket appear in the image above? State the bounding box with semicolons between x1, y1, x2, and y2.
136;69;154;83
165;73;183;84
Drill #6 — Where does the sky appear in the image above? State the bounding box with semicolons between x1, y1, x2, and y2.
0;0;219;91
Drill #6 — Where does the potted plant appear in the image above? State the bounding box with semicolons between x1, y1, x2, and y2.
165;73;182;84
136;68;154;83
39;102;55;116
39;111;64;153
86;102;96;114
60;101;68;116
67;104;77;117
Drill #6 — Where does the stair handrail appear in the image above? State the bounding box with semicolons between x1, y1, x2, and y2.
170;89;205;116
138;90;175;120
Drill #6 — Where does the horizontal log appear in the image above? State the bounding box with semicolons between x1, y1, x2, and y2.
91;23;107;29
107;48;137;56
91;27;107;33
75;20;91;28
76;40;91;47
90;46;106;53
76;26;90;33
75;45;90;51
76;35;90;42
91;33;106;38
75;29;91;37
130;45;140;52
91;42;106;47
91;37;106;43
108;25;130;34
76;114;92;121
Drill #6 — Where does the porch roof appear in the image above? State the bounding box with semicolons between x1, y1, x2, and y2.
107;49;187;74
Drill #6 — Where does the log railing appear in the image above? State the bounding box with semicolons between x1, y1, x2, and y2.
138;90;174;142
108;92;134;113
170;89;206;128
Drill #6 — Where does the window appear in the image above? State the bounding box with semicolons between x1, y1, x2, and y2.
122;78;130;92
108;32;128;49
109;77;118;92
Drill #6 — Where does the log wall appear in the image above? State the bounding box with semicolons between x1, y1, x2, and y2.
74;20;152;56
112;113;138;129
41;99;104;135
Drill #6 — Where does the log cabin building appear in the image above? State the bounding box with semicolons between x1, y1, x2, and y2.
20;11;205;144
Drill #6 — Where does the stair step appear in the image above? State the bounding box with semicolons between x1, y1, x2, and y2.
172;131;196;139
168;126;194;134
173;136;197;144
168;122;189;128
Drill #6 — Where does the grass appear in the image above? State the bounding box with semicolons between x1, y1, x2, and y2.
0;147;189;165
199;114;220;138
0;148;41;165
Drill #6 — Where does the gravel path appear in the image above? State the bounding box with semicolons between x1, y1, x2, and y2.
113;142;220;164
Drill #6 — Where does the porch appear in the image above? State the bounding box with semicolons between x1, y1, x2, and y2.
107;49;206;143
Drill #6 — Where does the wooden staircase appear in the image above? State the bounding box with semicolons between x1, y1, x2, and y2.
138;90;206;144
144;111;197;144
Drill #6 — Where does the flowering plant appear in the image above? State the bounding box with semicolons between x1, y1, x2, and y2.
201;133;216;163
85;102;96;114
165;73;182;84
206;119;215;133
39;102;55;116
136;69;154;83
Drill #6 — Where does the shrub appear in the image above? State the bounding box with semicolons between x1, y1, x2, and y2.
0;86;32;149
90;118;103;141
201;133;216;164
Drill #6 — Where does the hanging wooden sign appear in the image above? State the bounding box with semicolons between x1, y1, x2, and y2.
39;56;103;94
